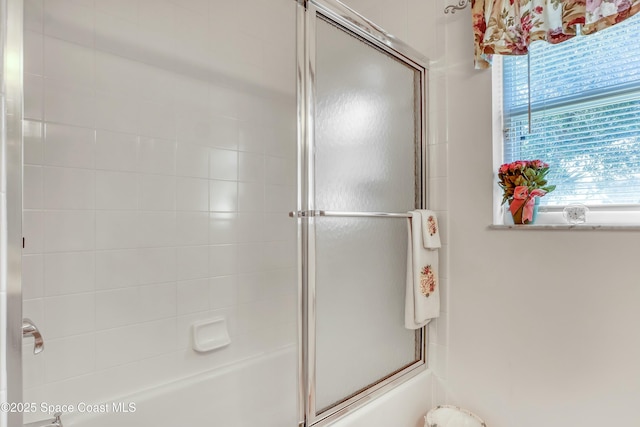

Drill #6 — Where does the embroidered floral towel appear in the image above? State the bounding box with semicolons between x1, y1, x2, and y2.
405;210;440;330
420;210;441;249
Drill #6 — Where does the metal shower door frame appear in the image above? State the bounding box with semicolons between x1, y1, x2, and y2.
295;1;430;426
2;0;24;426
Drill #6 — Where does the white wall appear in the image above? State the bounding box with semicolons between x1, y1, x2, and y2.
442;6;640;427
20;0;298;424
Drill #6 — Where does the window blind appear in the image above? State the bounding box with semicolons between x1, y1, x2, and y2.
502;13;640;206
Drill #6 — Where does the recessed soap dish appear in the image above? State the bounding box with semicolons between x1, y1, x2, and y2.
191;317;231;353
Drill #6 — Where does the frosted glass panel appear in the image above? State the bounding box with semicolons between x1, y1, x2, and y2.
315;218;416;410
314;17;420;412
315;18;418;212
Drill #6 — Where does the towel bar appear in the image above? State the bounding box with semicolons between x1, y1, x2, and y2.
289;210;413;218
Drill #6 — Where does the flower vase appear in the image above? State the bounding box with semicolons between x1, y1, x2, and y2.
510;196;540;225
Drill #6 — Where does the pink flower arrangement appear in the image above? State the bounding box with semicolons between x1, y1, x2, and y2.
498;160;555;224
497;159;556;206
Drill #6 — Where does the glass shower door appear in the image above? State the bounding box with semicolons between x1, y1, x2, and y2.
297;1;429;425
314;16;419;411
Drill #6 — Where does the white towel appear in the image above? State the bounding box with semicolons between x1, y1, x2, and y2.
405;210;440;329
420;210;441;249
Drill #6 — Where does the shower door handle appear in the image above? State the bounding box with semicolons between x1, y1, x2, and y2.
22;318;44;355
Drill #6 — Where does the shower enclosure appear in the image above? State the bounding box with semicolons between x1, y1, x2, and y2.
2;0;428;426
295;1;428;426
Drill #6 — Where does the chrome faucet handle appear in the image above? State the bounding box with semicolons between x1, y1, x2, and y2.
22;318;44;355
23;412;63;427
52;412;63;427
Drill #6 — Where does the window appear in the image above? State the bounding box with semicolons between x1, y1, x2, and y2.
499;13;640;222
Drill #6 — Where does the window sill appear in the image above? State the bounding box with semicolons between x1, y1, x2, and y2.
490;224;640;231
495;207;640;229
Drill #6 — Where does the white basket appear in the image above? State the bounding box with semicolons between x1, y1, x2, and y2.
425;405;487;427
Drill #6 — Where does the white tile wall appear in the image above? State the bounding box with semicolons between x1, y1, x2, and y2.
43;251;95;296
21;0;297;421
24;120;44;165
43;123;96;169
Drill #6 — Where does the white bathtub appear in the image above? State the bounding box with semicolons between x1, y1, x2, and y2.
63;346;432;427
329;371;433;427
65;347;298;427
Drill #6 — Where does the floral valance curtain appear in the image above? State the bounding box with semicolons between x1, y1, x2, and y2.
472;0;640;69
